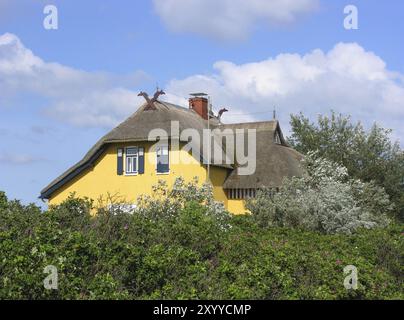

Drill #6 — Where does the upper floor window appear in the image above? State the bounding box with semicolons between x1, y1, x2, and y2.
126;147;138;174
156;145;169;174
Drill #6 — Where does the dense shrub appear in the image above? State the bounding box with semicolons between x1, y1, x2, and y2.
289;112;404;221
247;153;392;234
0;181;403;300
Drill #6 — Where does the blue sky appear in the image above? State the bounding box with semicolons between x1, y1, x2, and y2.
1;0;404;206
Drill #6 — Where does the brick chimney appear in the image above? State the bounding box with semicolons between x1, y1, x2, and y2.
189;96;208;120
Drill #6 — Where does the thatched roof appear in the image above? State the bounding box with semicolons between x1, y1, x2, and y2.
40;100;303;199
221;121;303;189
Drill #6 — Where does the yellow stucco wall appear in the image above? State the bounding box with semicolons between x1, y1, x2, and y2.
48;142;246;213
227;199;248;215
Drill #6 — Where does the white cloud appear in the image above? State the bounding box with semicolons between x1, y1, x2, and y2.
2;33;404;144
44;88;141;127
0;33;147;127
153;0;319;41
0;152;42;165
165;42;404;143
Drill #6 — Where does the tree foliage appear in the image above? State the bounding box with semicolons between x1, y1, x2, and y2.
289;111;404;221
0;191;8;210
0;183;403;300
246;153;392;234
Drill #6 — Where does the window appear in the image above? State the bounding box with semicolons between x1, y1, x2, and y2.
227;188;257;199
125;147;138;174
156;145;169;173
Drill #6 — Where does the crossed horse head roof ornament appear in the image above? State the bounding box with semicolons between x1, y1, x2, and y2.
137;89;166;110
138;89;229;121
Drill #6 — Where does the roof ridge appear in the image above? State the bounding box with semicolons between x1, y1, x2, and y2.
222;119;278;126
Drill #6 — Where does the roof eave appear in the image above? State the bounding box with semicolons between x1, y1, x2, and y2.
39;144;109;200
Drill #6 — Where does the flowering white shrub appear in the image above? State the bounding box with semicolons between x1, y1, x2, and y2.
135;177;231;230
247;152;392;234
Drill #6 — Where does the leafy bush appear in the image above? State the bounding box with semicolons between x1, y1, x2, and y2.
289;111;404;221
0;181;403;300
247;153;392;234
135;177;231;230
0;191;7;210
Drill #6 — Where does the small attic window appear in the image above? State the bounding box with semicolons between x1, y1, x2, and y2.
227;189;257;199
274;131;281;144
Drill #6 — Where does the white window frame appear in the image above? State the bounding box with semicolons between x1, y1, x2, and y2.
125;146;139;175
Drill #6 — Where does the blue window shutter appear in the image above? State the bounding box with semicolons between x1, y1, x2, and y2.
138;147;144;174
117;148;123;175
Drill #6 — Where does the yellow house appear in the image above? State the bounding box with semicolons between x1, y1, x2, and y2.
40;94;302;214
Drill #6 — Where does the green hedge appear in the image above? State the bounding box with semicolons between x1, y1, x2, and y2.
0;192;403;299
